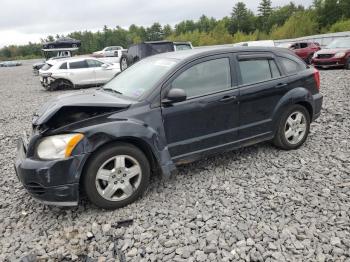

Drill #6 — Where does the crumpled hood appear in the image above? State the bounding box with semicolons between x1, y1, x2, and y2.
316;48;350;54
33;89;133;126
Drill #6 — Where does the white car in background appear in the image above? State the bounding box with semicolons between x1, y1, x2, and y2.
38;57;121;91
233;40;276;47
93;46;125;57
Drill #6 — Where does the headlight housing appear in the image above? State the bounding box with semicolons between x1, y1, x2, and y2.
334;52;346;58
313;52;318;58
37;134;84;160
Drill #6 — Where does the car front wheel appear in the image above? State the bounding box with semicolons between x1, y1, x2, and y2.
273;105;310;150
83;143;150;209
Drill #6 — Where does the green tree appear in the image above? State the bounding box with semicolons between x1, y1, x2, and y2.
163;24;173;38
270;11;318;39
258;0;273;32
268;2;304;28
230;2;255;34
329;19;350;32
146;22;163;41
314;0;342;28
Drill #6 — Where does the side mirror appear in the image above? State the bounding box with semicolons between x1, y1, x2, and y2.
101;64;108;69
163;88;187;105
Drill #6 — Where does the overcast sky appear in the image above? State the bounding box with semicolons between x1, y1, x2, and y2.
0;0;313;47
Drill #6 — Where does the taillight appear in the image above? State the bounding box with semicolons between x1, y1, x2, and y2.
313;68;320;91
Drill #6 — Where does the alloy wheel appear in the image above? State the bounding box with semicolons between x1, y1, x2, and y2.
121;58;128;71
95;155;142;201
284;111;307;145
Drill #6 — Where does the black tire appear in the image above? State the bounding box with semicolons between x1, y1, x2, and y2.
82;142;150;209
120;55;128;71
273;104;310;150
43;84;55;91
345;58;350;70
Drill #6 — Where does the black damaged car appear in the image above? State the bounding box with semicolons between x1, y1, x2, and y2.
15;47;323;209
42;37;81;49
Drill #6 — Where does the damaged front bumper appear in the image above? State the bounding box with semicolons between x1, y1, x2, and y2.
40;76;55;87
14;135;89;206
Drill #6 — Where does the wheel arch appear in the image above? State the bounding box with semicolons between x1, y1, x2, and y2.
51;78;74;88
80;136;161;182
272;87;314;132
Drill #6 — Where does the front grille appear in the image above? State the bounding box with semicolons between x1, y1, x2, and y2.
317;54;334;59
26;182;45;195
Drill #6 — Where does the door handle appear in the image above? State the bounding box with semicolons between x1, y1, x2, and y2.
219;95;237;102
275;83;287;88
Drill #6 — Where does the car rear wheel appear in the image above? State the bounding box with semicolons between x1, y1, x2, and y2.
120;56;128;71
273;105;310;150
83;143;150;209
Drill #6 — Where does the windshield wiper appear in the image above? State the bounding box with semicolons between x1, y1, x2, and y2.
102;88;123;95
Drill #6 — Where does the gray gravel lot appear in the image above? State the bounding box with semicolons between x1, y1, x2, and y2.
0;60;349;261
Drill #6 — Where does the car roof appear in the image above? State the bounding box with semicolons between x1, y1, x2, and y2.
151;46;294;61
47;56;100;65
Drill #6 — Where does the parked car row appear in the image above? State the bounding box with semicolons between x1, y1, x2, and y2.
276;37;350;69
36;40;193;91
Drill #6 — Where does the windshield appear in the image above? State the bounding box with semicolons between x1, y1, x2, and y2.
326;38;350;49
175;44;192;51
103;57;178;99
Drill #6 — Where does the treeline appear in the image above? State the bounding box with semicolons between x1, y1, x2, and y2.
1;0;350;61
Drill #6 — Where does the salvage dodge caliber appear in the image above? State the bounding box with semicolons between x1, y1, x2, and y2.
15;47;323;209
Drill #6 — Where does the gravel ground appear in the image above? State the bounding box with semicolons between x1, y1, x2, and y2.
0;61;349;262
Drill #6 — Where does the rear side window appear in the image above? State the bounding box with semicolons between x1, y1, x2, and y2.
238;59;280;85
279;57;300;75
172;58;231;98
69;60;89;69
59;62;67;69
300;43;308;48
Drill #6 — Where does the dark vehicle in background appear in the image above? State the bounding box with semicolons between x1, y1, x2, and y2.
287;41;321;64
33;50;75;73
43;37;81;49
120;41;192;70
312;37;350;69
15;47;322;209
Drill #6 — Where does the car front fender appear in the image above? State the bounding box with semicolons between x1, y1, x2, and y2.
73;117;176;177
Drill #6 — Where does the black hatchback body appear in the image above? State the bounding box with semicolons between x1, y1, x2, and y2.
15;47;323;209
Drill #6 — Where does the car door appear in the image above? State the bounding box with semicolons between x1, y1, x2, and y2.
161;54;240;161
86;59;112;84
236;53;288;143
86;59;110;84
297;43;309;60
68;60;96;86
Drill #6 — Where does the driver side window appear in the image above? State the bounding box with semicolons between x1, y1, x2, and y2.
172;58;231;98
